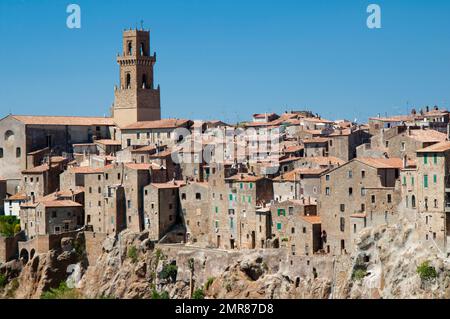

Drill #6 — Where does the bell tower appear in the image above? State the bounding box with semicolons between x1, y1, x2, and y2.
112;28;161;128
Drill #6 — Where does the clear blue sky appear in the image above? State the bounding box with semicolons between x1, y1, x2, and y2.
1;0;450;123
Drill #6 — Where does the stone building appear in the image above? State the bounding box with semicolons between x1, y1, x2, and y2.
0;115;114;193
327;127;370;161
20;200;83;240
319;157;402;255
179;182;210;245
112;29;161;128
270;199;320;256
120;119;193;149
272;167;326;202
4;192;26;217
303;138;330;157
416;141;450;252
144;181;183;242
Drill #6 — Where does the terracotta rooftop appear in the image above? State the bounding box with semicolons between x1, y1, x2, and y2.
301;215;322;224
253;113;278;119
407;129;447;143
41;200;83;208
69;166;104;174
356;157;403;169
300;156;346;166
303;137;329;144
8;192;27;201
125;163;162;170
22;164;50;174
151;181;186;189
369;115;413;122
95;139;122;146
122;119;192;130
12;115;114;126
417;141;450;153
273;168;327;182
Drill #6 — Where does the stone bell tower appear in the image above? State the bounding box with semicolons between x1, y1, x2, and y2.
112;28;161;128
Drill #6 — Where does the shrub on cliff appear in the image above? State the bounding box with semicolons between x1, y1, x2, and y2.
159;264;178;282
417;261;437;281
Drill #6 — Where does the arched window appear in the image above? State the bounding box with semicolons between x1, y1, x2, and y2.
411;195;416;208
140;42;146;56
4;130;14;142
16;147;21;158
126;73;131;89
127;41;133;55
142;74;147;89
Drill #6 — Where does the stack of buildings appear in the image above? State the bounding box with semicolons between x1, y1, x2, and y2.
1;28;450;264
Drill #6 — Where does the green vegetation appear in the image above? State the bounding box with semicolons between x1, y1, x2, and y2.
151;289;170;299
159;264;178;282
192;288;205;300
127;246;138;263
5;278;19;298
417;261;438;281
0;216;20;238
205;277;215;290
0;274;7;289
352;268;367;281
40;282;81;299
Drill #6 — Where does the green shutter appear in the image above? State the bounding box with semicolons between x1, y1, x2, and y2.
424;154;428;164
215;221;219;228
250;183;253;189
277;223;282;231
240;183;243;189
215;206;218;213
248;196;251;203
424;175;429;188
411;177;415;186
403;176;406;186
229;194;233;201
434;154;438;164
434;175;437;184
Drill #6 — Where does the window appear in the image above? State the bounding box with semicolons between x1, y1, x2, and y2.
340;204;345;212
137;133;141;139
142;74;147;89
127;139;131;147
329;140;333;147
361;204;365;212
288;207;294;215
361;187;366;196
215;206;218;213
0;148;3;158
277;209;286;217
302;227;306;234
325;175;330;181
401;142;406;151
127;41;133;55
196;193;201;200
181;193;186;200
118;173;121;180
348;187;353;196
403;176;407;186
52;211;57;218
229;194;233;201
98;187;101;193
291;227;295;234
249;183;253;189
412;195;416;208
140;42;146;56
348;170;353;178
277;223;282;231
325;187;330;195
169;204;173;210
98;201;101;207
433;175;437;184
361;170;365;179
411;177;415;186
433;153;438;164
126;73;131;89
98;175;101;181
387;194;392;203
127;200;131;209
424;154;428;164
16;147;21;158
340;217;345;232
240;183;243;189
354;224;357;233
434;199;438;208
424;175;429;188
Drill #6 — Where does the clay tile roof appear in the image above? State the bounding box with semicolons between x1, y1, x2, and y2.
12;115;114;126
408;130;447;143
303;156;346;166
125;163;162;170
22;164;50;174
69;166;104;174
8;192;27;201
95;139;122;146
51;156;67;163
417;141;450;153
273;168;327;182
253;113;278;119
149;149;173;157
303;137;329;144
122;119;192;130
301;216;321;224
369;115;413;122
356;157;403;169
41;200;83;208
151;181;186;189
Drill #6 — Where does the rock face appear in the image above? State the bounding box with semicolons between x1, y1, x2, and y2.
2;215;450;299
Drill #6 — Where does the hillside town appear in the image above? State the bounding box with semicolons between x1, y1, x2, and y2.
1;28;450;270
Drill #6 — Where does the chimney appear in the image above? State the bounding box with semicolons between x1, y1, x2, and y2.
426;106;430;113
407;126;411;136
402;155;407;169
